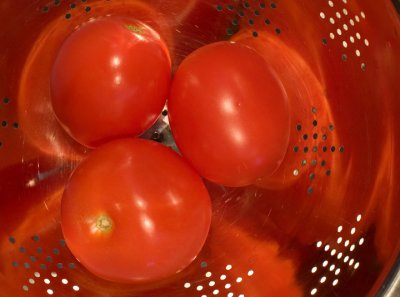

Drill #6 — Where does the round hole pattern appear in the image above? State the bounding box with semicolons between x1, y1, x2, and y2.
294;113;342;194
35;275;80;293
184;262;255;295
8;234;84;292
319;1;369;70
217;1;282;38
311;214;364;292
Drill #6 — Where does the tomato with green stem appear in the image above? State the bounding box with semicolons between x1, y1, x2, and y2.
61;138;212;284
51;17;171;148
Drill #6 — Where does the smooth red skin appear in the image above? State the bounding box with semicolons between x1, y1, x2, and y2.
168;41;290;187
51;17;171;148
61;138;212;284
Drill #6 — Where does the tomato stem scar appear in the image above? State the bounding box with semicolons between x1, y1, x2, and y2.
96;214;113;233
125;24;144;34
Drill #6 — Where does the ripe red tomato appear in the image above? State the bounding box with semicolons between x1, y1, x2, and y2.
168;41;290;187
61;138;212;284
51;17;171;148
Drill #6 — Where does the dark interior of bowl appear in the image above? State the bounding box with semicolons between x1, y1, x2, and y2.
0;1;400;297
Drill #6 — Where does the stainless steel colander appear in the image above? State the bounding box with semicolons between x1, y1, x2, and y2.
1;0;400;296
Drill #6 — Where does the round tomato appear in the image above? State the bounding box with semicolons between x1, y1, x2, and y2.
51;17;171;148
60;138;212;284
168;41;290;187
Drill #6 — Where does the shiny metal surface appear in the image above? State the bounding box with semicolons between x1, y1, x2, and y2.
377;261;400;297
0;0;400;297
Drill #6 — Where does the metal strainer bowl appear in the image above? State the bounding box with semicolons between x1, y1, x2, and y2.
1;1;400;297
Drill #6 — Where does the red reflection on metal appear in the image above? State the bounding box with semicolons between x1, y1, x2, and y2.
0;0;400;297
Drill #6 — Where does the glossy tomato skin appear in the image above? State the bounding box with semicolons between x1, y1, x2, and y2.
51;17;171;148
61;138;212;284
168;41;290;187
